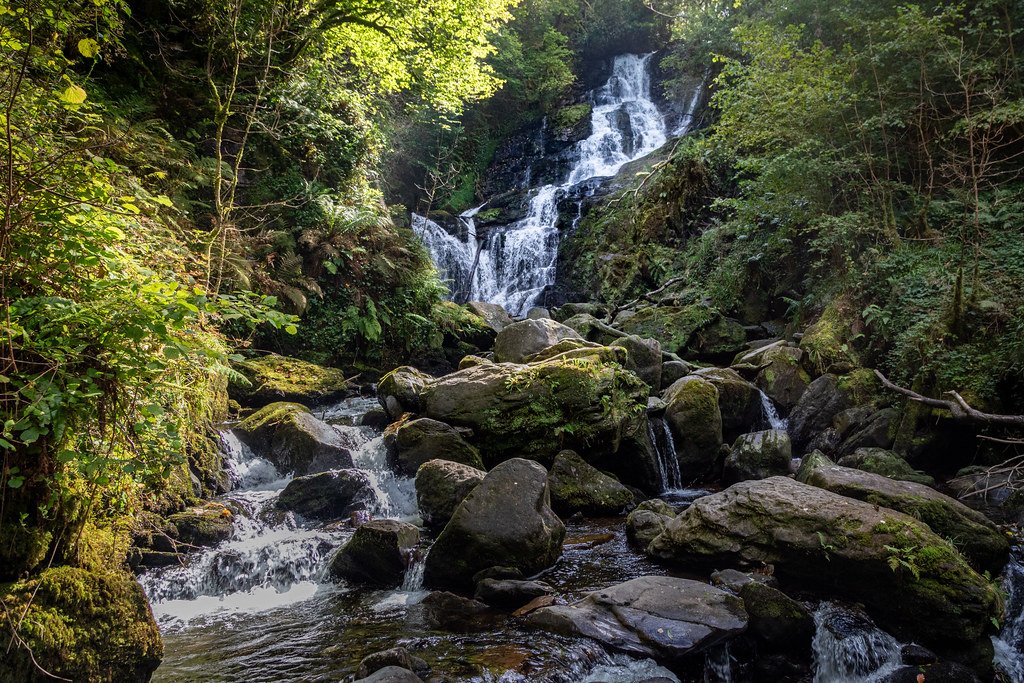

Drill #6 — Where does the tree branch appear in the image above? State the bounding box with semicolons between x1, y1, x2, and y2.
874;370;1024;427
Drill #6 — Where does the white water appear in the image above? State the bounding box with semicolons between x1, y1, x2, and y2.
811;603;903;683
673;78;705;136
703;643;732;682
994;546;1024;682
648;416;682;492
759;390;789;431
415;53;670;315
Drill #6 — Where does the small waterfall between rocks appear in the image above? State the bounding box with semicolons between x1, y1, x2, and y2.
415;53;672;315
649;416;682;492
994;543;1024;681
811;603;902;683
758;389;788;431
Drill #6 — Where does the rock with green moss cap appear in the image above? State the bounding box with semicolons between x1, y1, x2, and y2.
493;318;583;363
384;416;484;475
685;316;747;363
0;566;162;682
423;458;565;591
330;520;420;587
377;366;434;419
662;376;723;480
837;447;935;486
796;455;1008;572
560;313;620;346
548;450;634;516
611;335;662;391
616;305;719;356
723;429;792;483
235;402;353;475
467;301;514;333
167;503;235;547
753;345;810;410
739;581;814;652
276;469;374;521
694;367;762;441
647;477;1001;666
625;499;676;548
230;353;348;408
415;459;486;530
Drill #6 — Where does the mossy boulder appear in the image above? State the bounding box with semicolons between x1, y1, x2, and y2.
796;455;1009;572
551;103;593;141
415;459;486;530
723;429;792;483
275;469;374;521
384;416;484;476
753;345;811;410
560;313;620;346
167;504;234;547
230;354;348;408
835;407;899;456
547;450;634;516
522;338;603;363
0;523;52;580
553;302;608;322
616;305;718;356
799;301;860;375
419;346;649;472
423;458;565;591
0;567;162;682
492;318;583;363
329;520;420;587
377;366;434;419
466;301;514;333
685;316;747;363
625;499;676;549
235;402;353;475
647;477;1001;664
662;376;723;480
693;367;763;441
739;581;814;652
611;335;662;391
837;447;935;486
787;374;853;451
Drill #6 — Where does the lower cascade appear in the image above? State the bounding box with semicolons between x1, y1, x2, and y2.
811;603;902;683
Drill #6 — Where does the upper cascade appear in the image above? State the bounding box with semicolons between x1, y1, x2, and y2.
415;52;675;316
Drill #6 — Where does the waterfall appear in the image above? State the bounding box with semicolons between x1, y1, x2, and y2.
673;79;706;136
703;643;733;682
415;53;670;316
811;603;902;683
648;416;682;492
994;544;1024;681
759;390;789;431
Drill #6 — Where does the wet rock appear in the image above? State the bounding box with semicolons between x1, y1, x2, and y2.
167;504;234;547
276;469;374;521
493;318;583;363
423;458;565;591
474;579;554;608
377;366;433;419
360;407;391;430
229;354;348;408
420;591;495;631
513;594;557;617
787;374;853;450
692;368;762;441
128;548;183;569
647;477;1001;659
723;430;792;484
330;520;420;587
837;447;935;487
611;335;662;391
625;499;676;549
415;459;486;530
385;416;484;476
709;568;778;594
752;345;810;410
662;376;723;479
235;402;353;475
548;450;634;516
900;643;938;665
357;648;430;679
527;576;748;660
352;666;424;683
878;662;980;683
796;455;1009;572
738;581;813;652
468;301;515;333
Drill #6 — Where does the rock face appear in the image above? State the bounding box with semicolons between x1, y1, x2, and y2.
377;366;433;419
230;354;348;408
837;447;935;486
384;416;484;475
796;456;1009;572
722;430;792;483
787;374;853;450
694;367;762;441
235;402;353;475
662;376;723;479
276;469;373;521
423;458;565;591
611;335;662;391
547;450;634;516
647;477;1000;658
625;499;676;549
752;345;810;410
493;318;583;363
330;520;420;587
415;459;486;530
527;576;747;660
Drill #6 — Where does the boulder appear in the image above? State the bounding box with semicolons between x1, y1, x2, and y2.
738;581;813;652
693;367;762;441
235;402;353;475
230;354;348;408
796;456;1009;572
377;366;433;419
521;338;604;363
837;447;935;486
467;301;514;333
414;459;486;530
547;450;634;516
753;345;810;410
611;335;662;391
616;305;718;357
647;477;1000;659
167;504;234;547
474;578;553;608
526;307;551;320
384;417;484;476
492;319;582;363
419;347;648;471
662;377;723;480
661;360;691;387
352;666;423;683
836;407;898;456
420;591;495;631
357;648;429;680
330;520;420;587
709;568;777;594
625;499;676;549
686;316;747;363
560;313;620;346
553;302;609;322
276;469;374;521
723;430;792;483
787;374;852;450
527;576;747;660
423;458;565;591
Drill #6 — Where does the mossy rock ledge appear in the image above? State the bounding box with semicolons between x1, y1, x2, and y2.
235;402;353;475
230;354;349;408
647;477;1001;673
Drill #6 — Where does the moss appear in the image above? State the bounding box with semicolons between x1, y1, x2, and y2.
0;524;53;580
552;103;592;131
837;368;881;406
800;300;860;374
236;401;309;432
230;354;348;408
0;566;162;682
618;305;718;356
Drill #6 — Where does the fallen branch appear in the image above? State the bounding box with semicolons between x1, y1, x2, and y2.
874;370;1024;428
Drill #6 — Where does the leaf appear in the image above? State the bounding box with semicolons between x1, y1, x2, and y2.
284;324;298;335
77;38;100;58
59;84;87;105
7;475;24;489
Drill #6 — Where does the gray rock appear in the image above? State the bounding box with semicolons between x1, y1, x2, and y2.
276;469;373;521
709;568;777;594
377;366;434;419
836;408;898;456
493;318;583;363
415;459;486;530
352;666;424;683
526;307;551;320
527;576;747;660
467;301;515;333
837;447;935;486
330;520;420;587
752;345;810;410
660;360;691;387
553;303;609;322
420;591;495;631
693;367;762;442
423;458;565;591
474;578;553;608
625;499;676;549
235;402;353;475
357;648;429;679
384;417;484;475
548;450;634;516
723;430;792;483
739;581;813;651
611;335;662;391
662;376;723;479
787;374;852;450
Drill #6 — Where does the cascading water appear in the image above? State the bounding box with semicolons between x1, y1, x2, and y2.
759;390;789;431
994;543;1024;681
811;603;903;682
415;53;672;315
648;416;682;492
